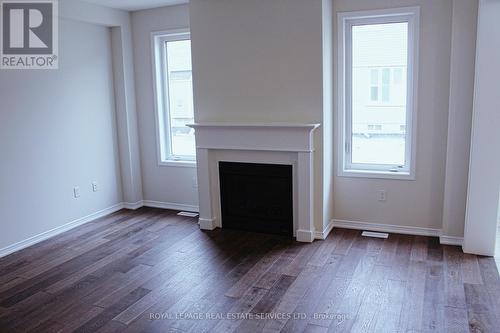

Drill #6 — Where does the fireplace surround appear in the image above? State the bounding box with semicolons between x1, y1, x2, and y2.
187;123;320;242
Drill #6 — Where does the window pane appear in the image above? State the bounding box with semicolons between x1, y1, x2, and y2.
393;68;403;85
166;39;195;157
370;87;379;101
351;22;408;165
382;68;390;84
370;69;378;85
381;68;390;102
370;69;378;101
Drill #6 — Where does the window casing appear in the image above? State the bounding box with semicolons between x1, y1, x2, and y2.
152;30;196;166
337;7;419;180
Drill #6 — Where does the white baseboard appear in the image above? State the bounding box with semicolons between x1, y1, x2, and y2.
123;201;143;210
296;229;315;242
314;220;335;240
439;235;464;246
199;218;216;230
332;219;441;237
1;203;464;259
142;200;199;212
122;200;199;213
0;199;200;258
0;203;125;258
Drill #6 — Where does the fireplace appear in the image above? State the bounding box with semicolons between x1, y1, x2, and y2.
186;122;320;242
219;162;293;236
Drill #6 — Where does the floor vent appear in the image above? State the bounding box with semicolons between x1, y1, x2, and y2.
361;231;389;239
177;211;199;218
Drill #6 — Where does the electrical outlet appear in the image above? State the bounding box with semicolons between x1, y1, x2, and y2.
73;186;80;198
377;190;387;202
92;181;98;192
192;177;198;189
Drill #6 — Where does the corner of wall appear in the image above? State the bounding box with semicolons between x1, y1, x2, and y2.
441;0;478;239
322;0;334;236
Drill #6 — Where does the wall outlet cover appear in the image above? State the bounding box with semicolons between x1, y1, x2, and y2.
377;190;387;202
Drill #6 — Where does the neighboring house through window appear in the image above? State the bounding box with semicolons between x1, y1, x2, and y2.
338;7;419;179
152;30;196;165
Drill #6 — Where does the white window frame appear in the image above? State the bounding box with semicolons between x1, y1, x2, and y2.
337;7;419;180
151;29;196;168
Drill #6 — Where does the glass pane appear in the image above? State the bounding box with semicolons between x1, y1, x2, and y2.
351;22;408;166
370;87;379;101
393;68;403;85
370;69;378;85
382;68;390;84
166;39;195;157
381;68;390;101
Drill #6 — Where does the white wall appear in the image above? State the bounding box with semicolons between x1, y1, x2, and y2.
62;0;144;207
188;0;481;237
0;0;479;253
322;0;334;231
332;0;453;231
442;0;478;239
0;19;122;251
189;0;326;232
131;5;199;209
464;0;500;256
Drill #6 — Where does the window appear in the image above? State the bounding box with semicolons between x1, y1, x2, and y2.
369;67;403;103
152;30;196;165
381;68;390;102
338;7;419;179
370;69;379;101
368;124;382;131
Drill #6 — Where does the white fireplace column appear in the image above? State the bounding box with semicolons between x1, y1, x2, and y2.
187;123;320;242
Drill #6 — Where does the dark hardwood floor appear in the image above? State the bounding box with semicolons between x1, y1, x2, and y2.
0;207;499;333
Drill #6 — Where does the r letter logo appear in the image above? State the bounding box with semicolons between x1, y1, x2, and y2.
1;0;58;69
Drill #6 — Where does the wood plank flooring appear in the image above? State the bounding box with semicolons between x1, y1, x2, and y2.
0;207;499;332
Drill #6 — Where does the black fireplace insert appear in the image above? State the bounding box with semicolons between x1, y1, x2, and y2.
219;161;293;236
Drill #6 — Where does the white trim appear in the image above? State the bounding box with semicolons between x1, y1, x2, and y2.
296;229;315;243
158;160;197;168
151;28;195;167
314;219;335;240
187;122;321;129
332;219;465;247
332;219;441;237
189;124;320;243
142;200;199;212
0;199;200;258
186;123;320;153
199;218;216;230
339;169;415;181
123;201;143;210
439;235;464;246
337;6;420;180
0;203;125;258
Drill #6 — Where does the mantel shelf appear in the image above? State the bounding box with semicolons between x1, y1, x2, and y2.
187;122;321;130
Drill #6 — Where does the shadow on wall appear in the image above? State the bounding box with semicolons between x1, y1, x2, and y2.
496;188;500;258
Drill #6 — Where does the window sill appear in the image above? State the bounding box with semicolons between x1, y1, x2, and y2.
339;169;415;180
159;160;197;168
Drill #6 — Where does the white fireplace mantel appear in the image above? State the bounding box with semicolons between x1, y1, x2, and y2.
187;122;321;242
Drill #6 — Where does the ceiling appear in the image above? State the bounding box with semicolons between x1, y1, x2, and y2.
81;0;188;11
